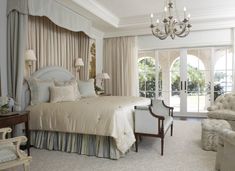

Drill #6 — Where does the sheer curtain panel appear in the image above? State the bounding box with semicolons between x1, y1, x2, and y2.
103;36;138;96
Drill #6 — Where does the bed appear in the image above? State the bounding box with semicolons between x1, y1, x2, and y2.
22;67;150;159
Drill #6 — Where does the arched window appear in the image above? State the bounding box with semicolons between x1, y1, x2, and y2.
138;57;156;98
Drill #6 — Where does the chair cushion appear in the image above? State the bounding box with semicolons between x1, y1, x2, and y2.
0;144;17;163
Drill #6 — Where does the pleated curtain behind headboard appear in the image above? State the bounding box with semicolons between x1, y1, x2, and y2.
27;16;90;80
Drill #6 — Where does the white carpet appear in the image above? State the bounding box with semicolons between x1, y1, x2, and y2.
18;120;216;171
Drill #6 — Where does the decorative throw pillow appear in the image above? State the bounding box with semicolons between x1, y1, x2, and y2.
77;79;97;97
50;85;76;103
54;79;81;100
28;78;55;105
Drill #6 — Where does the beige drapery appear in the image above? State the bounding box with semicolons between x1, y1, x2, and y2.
27;16;90;80
103;36;138;96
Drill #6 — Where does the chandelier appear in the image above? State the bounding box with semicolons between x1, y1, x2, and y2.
150;0;192;40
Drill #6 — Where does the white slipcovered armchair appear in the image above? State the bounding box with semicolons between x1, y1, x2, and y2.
0;127;32;171
216;128;235;171
134;99;174;155
207;93;235;130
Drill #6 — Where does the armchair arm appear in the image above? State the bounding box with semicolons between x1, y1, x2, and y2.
0;127;12;140
162;101;174;117
207;105;218;111
218;128;235;146
0;136;28;159
149;106;165;120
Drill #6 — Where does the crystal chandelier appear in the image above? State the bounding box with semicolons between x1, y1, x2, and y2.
150;0;192;40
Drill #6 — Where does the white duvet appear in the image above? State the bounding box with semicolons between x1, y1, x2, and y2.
27;96;150;153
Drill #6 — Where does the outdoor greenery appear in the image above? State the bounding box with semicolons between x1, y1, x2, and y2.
171;59;205;95
138;57;229;100
138;57;156;98
139;57;207;98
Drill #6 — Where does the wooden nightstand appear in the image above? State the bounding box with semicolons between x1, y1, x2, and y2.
0;111;30;155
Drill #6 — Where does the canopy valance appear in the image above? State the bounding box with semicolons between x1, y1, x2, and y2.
7;0;92;37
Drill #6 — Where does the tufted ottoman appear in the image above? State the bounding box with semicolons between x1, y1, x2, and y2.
201;119;231;151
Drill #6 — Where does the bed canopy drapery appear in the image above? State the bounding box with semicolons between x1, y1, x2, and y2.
7;0;93;110
7;0;93;36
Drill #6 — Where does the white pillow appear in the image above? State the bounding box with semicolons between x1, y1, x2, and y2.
28;78;55;105
54;79;81;100
77;79;97;97
50;85;76;103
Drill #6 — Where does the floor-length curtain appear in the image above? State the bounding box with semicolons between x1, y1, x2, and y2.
7;11;28;111
103;36;138;96
27;16;90;80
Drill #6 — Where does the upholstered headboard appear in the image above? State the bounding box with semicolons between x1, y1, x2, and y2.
22;66;75;110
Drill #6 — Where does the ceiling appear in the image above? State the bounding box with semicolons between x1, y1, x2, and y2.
61;0;235;37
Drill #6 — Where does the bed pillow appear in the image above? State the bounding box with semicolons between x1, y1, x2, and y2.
50;85;76;103
28;78;55;105
77;79;97;97
54;79;81;100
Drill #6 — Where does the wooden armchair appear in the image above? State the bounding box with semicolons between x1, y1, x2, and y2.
134;99;174;155
0;127;32;171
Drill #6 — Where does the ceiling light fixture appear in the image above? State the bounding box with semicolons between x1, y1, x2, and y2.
150;0;192;40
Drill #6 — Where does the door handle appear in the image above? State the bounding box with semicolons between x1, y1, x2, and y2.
185;81;187;92
181;81;183;90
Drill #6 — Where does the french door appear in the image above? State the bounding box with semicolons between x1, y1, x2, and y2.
156;47;233;116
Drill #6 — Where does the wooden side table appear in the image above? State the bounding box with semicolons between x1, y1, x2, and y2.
0;111;30;155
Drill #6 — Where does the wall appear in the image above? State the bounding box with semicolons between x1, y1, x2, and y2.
0;0;7;96
138;29;232;50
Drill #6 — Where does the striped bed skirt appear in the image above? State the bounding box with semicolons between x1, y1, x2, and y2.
30;131;126;159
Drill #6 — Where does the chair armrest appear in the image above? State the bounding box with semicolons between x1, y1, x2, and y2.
162;101;174;110
149;106;165;120
218;129;235;146
134;105;150;110
0;136;28;159
0;127;12;140
161;101;174;117
207;105;218;111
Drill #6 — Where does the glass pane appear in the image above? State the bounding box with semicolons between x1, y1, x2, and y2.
187;51;206;113
170;91;180;112
146;91;155;98
139;73;146;91
138;56;156;98
139;91;146;97
227;49;233;70
215;48;226;71
187;94;199;112
171;71;180;91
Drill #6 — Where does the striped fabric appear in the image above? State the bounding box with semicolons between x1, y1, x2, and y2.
30;131;127;159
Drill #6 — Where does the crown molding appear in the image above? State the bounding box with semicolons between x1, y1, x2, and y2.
72;0;119;27
90;27;104;39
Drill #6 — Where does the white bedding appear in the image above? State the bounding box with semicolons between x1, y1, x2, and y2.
27;96;150;153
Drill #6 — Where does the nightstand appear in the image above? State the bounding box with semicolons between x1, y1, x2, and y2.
0;111;30;155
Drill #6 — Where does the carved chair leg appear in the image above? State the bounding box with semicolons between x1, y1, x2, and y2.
135;134;138;152
24;162;30;171
161;136;164;156
170;123;173;136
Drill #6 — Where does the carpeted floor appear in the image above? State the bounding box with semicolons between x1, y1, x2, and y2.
18;120;216;171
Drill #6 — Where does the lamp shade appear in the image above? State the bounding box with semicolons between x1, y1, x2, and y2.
75;58;84;67
96;73;110;79
25;50;36;61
